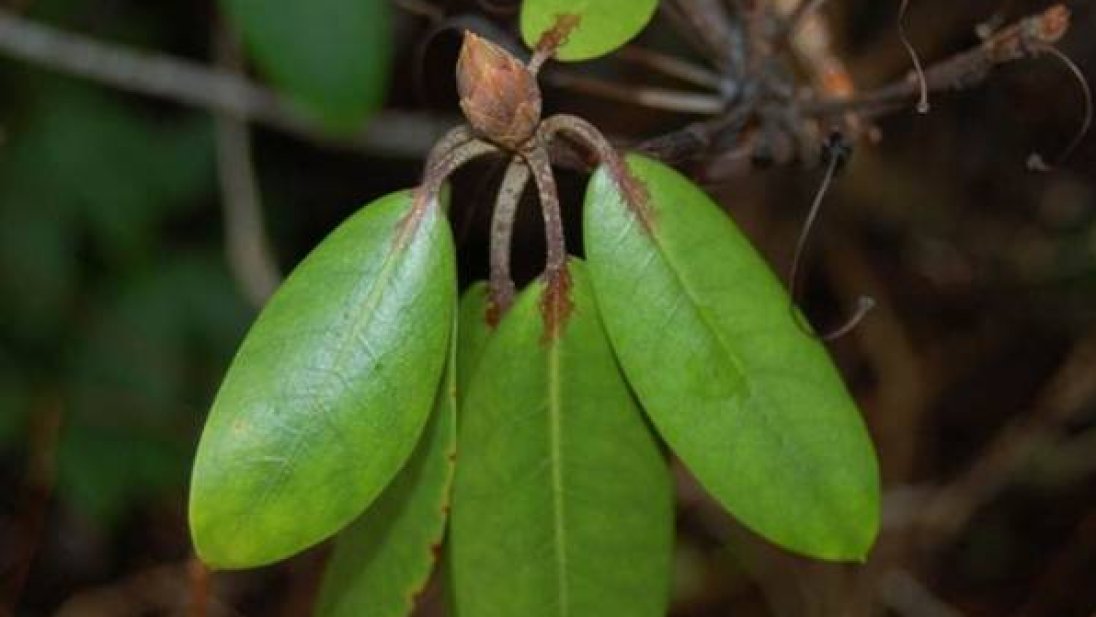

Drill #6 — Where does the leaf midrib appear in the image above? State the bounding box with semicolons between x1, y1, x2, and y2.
547;335;569;617
617;183;845;545
243;201;429;533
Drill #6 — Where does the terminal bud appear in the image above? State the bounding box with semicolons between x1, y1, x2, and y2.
456;32;541;149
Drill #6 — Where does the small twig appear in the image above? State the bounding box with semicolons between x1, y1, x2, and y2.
1026;45;1092;171
213;25;281;308
528;13;579;75
896;0;930;113
779;0;829;42
616;45;724;90
637;101;754;163
423;125;479;175
541;114;622;166
417;133;498;213
0;8;452;157
541;114;655;233
788;133;874;341
544;70;725;114
521;137;567;276
803;5;1072;120
659;1;724;68
665;0;738;70
488;157;530;323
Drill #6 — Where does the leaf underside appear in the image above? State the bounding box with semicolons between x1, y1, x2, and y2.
189;191;455;568
520;0;658;62
450;260;673;617
584;154;880;561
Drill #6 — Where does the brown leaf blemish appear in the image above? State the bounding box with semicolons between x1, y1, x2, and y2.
536;13;582;56
393;188;431;253
539;266;574;343
485;298;505;328
610;156;655;234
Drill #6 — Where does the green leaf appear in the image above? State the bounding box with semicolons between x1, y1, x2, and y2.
455;282;493;401
520;0;657;61
584;154;880;561
189;191;456;569
450;260;672;617
220;0;392;131
315;329;457;617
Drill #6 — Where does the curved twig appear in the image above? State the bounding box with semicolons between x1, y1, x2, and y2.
1026;45;1092;171
788;137;874;341
541;114;654;229
897;0;930;113
520;138;567;276
488;157;531;322
414;134;498;223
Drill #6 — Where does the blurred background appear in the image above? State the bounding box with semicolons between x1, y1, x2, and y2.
0;0;1093;615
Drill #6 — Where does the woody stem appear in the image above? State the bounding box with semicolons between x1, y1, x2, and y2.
539;113;630;184
488;156;530;322
414;134;498;215
422;124;479;178
521;139;567;276
539;115;655;231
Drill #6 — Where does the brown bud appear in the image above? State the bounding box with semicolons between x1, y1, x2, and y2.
456;32;541;149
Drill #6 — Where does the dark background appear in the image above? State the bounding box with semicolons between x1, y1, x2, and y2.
1;0;1094;615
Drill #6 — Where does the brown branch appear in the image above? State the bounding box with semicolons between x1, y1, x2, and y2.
0;8;453;157
616;45;724;90
802;5;1072;120
544;70;725;114
636;102;755;163
416;132;499;221
777;0;830;43
667;0;738;70
521;138;566;276
488;157;529;322
213;25;281;308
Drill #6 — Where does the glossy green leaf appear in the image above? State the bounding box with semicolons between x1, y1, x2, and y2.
315;329;457;617
189;191;455;569
584;154;880;561
455;282;494;401
450;260;672;617
220;0;392;131
520;0;657;62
